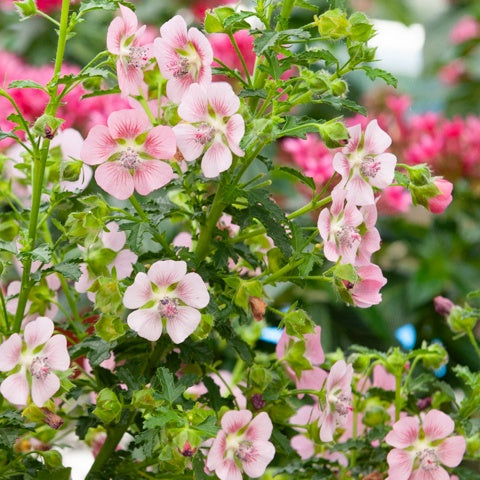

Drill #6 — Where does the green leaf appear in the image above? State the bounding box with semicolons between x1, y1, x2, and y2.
96;314;125;342
0;240;17;254
238;88;268;99
69;336;112;367
78;0;132;14
48;261;82;281
29;244;52;263
360;66;398;87
273;165;316;191
155;367;188;404
8;80;47;91
93;388;122;424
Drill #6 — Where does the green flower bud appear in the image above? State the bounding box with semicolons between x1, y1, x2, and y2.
14;0;37;19
317;119;349;148
93;388;122;424
362;403;390;427
446;306;478;334
421;342;448;370
385;348;406;376
315;9;350;40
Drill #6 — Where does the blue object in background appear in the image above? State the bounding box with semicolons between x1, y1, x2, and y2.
432;338;447;378
260;326;284;344
394;323;417;350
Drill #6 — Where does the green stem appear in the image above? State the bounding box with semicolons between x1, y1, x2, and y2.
228;225;266;244
466;329;480;359
227;32;252;86
36;9;60;26
394;372;402;422
287;195;332;220
262;258;305;285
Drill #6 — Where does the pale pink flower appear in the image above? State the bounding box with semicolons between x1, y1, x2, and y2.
317;187;363;265
439;59;466;86
173;82;245;177
385;410;466;480
356;203;381;266
319;360;353;442
290;404;322;459
449;15;480;44
333;120;397;206
348;263;387;308
376;186;412;216
75;221;138;301
206;410;275;480
428;178;453;214
0;317;70;407
81;109;176;200
123;260;210;343
154;15;213;103
107;5;153;96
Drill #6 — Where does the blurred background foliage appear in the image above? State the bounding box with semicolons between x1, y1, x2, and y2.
1;0;479;382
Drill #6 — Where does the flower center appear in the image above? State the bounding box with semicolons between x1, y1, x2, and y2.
333;392;352;417
417;448;439;471
119;147;141;170
335;225;361;249
360;156;381;178
236;440;256;462
30;356;50;380
170;56;190;79
158;297;179;319
127;46;150;69
194;123;215;145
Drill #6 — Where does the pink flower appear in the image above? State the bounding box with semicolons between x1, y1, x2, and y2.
376;186;412;216
333;120;397;206
348;263;387;308
107;5;152;96
75;221;138;301
81;108;176;200
428;178;453;214
385;410;466;480
449;15;480;45
154;15;213;103
290;404;322;459
439;60;465;86
123;260;210;343
317;187;363;265
206;410;276;480
356;203;381;266
173;82;244;177
0;317;70;407
319;360;353;442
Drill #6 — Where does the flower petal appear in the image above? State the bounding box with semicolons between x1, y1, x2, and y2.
0;372;29;406
101;221;126;252
159;15;188;49
148;260;186;288
166;306;201;344
385;416;420;448
81;125;117;165
127;308;163;341
95;162;134;200
188;27;213;64
177;84;208;122
43;335;70;371
242;440;276;478
173;124;205;162
31;372;60;407
386;448;415;480
364;119;392;154
0;334;22;371
207;82;240;117
111;249;138;280
245;411;273;442
436;435;466;467
422;409;454;441
24;316;54;350
225;114;245;157
108;109;150;140
133;160;173;195
201;141;232;178
214;458;243;480
173;272;210;308
206;430;227;470
144;125;177;159
221;409;252;434
123;272;154;309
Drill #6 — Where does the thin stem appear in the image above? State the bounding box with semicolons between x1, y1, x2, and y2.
227;32;252;86
287;195;332;220
466;329;480;359
394;372;402;422
262;258;305;285
213;57;249;87
36;9;60;26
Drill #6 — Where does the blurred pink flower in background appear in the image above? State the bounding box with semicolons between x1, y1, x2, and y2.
449;15;480;44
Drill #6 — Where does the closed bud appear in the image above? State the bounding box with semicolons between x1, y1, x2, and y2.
385;349;406;376
362;403;390;427
318;119;349;148
14;0;37;19
434;296;455;317
446;305;478;334
315;9;350;40
422;342;448;370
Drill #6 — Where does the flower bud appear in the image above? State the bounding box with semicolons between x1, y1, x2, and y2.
421;342;448;370
385;349;406;376
434;296;455;316
362;403;390;427
315;9;350;40
428;178;453;214
446;305;478;334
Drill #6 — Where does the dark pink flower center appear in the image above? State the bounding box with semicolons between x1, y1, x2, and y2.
128;46;150;69
119;147;141;170
417;448;439;471
31;356;50;380
169;56;190;78
360;156;381;178
236;440;256;462
334;393;352;417
158;297;179;319
336;225;361;249
194;123;215;145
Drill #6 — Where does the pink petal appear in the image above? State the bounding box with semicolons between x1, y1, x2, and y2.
324;240;339;262
43;335;70;371
201;141;232;178
106;16;126;55
143;125;176;159
291;434;315;459
386;448;415;480
188;27;213;64
305;326;325;365
127;308;163;341
118;5;139;36
117;61;144;97
173;272;210;308
95;162;134;200
166;306;201;344
346;174;375;206
24;316;54;350
111;249;138;279
31;372;60;407
385;416;420;448
369;153;397;189
436;436;466;467
422;410;454;441
410;467;449;480
207;82;240;117
226;114;245;157
74;264;93;294
364;119;392;154
148;260;186;288
133;160;173;195
343;124;362;153
332;152;351;180
0;372;29;406
81;125;117;165
123;272;154;309
173;123;206;162
166;74;197;103
317;208;331;242
214;458;243;480
326;360;352;392
245;411;273;442
154;39;179;79
297;367;327;392
178;84;209;122
159;15;188;49
107;109;150;140
242;440;276;477
206;430;227;470
319;411;336;442
0;334;22;371
101;221;126;252
221;409;252;434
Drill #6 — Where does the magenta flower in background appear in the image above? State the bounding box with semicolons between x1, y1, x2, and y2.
81;108;176;200
206;409;276;480
319;360;353;442
173;82;244;178
385;409;465;480
333;120;397;206
154;15;213;103
123;260;210;343
449;15;480;45
0;317;70;407
107;5;152;96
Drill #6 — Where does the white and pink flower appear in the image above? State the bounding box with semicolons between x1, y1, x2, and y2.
173;82;245;178
333;120;397;206
154;15;213;103
385;409;465;480
206;409;276;480
0;317;70;407
123;260;210;343
347;263;387;308
107;5;153;96
81;108;176;200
